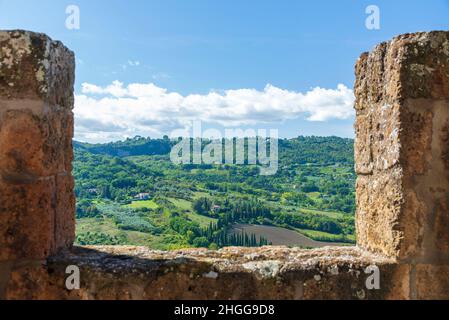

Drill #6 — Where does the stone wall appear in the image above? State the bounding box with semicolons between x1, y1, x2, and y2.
0;31;75;298
1;30;449;300
4;246;408;300
354;31;449;299
355;31;449;261
0;31;75;262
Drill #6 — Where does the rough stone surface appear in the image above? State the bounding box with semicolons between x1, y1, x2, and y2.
0;30;75;261
355;31;449;262
416;264;449;300
0;30;75;106
4;246;405;300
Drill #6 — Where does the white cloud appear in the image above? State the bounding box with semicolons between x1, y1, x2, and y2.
127;60;140;67
74;81;354;142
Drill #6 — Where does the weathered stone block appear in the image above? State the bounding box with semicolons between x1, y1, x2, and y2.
355;32;449;261
0;30;75;262
0;30;75;107
4;263;69;300
354;103;401;175
356;170;403;258
0;178;56;261
416;265;449;300
0;109;74;179
55;173;75;251
3;246;404;300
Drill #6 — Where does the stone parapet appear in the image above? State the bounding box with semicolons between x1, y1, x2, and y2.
3;246;406;300
355;31;449;263
2;30;449;300
0;30;75;262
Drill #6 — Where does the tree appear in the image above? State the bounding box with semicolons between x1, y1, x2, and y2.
193;197;212;216
192;237;210;248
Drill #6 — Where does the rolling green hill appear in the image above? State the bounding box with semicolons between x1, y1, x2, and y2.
74;136;356;250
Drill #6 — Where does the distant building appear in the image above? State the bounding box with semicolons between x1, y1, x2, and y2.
212;205;221;213
134;193;150;200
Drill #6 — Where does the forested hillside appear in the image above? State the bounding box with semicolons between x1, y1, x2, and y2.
74;136;356;250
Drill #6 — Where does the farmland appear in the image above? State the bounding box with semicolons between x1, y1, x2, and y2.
74;136;356;250
229;224;347;247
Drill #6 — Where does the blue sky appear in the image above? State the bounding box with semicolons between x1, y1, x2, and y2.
1;0;449;142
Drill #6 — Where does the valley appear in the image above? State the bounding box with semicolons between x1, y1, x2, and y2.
73;136;356;250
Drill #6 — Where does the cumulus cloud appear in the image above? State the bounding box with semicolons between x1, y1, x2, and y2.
74;81;354;142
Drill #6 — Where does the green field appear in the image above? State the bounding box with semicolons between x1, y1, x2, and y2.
125;200;159;210
76;217;153;245
167;198;191;210
300;208;346;219
186;212;218;228
74;136;356;249
168;197;218;228
296;228;355;243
